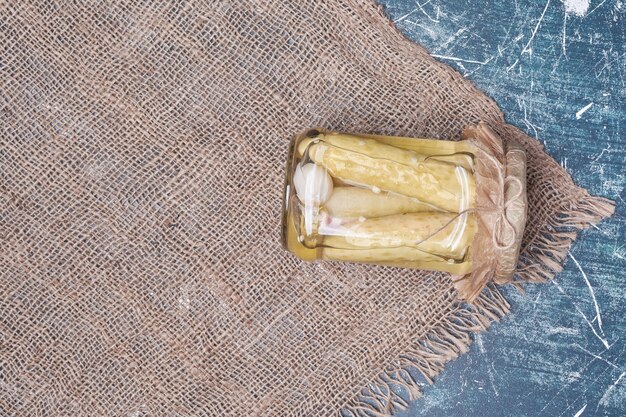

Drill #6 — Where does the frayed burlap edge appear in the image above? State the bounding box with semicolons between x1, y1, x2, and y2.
340;192;613;416
342;286;509;416
515;194;615;283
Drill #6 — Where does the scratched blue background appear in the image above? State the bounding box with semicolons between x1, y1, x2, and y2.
374;0;626;416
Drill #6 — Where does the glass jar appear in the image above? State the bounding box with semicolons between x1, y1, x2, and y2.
281;126;527;299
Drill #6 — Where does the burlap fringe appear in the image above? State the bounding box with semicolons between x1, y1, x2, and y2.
341;286;509;416
342;194;613;416
516;194;615;283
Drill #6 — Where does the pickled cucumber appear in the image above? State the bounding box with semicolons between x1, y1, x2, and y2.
322;245;442;263
324;186;439;218
309;142;475;212
323;212;476;260
297;133;474;171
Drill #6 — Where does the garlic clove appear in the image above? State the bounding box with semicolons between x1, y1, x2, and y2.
293;163;333;205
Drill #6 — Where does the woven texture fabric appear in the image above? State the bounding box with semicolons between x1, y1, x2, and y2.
0;1;613;416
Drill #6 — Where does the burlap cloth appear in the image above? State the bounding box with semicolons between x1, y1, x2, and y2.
0;1;614;416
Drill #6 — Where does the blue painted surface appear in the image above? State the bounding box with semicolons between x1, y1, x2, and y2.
376;1;626;416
